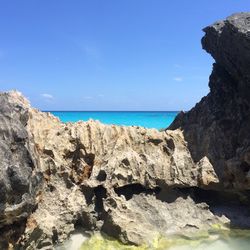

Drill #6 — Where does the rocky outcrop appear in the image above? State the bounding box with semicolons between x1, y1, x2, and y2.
0;92;42;248
1;12;250;250
20;102;226;249
169;13;250;190
0;92;227;249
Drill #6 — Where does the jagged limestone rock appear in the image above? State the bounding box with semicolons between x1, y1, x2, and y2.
0;91;42;248
1;12;250;250
0;91;226;249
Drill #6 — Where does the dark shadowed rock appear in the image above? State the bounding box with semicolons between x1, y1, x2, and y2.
0;91;42;248
169;12;250;190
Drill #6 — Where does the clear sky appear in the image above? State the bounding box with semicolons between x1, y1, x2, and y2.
0;1;249;111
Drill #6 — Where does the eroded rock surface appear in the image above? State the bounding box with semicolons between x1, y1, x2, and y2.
0;92;42;248
1;12;250;250
0;91;226;249
19;102;225;249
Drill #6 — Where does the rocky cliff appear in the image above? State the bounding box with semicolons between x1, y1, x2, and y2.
169;12;250;190
0;92;42;249
1;12;250;250
1;91;225;249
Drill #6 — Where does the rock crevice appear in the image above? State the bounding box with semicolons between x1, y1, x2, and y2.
1;12;250;250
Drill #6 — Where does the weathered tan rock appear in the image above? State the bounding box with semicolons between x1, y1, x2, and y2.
0;89;242;249
0;93;223;249
101;193;228;245
0;90;226;249
27;107;214;190
2;12;250;250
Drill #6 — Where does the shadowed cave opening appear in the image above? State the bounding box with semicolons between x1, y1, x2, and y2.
114;184;161;200
113;183;250;229
183;187;250;228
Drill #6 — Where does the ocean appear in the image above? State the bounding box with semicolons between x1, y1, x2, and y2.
48;111;179;130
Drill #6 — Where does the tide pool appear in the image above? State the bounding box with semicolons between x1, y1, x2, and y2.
47;111;179;129
59;229;250;250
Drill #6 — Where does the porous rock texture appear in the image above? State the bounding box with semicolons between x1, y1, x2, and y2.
1;12;250;250
0;92;42;249
0;92;226;249
22;98;226;249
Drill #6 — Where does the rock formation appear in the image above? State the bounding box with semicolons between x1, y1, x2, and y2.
169;12;250;190
0;92;42;249
0;91;228;249
1;12;250;250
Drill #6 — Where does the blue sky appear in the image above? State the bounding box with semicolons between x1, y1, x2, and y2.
0;1;249;111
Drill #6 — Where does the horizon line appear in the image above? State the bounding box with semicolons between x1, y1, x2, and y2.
42;110;181;112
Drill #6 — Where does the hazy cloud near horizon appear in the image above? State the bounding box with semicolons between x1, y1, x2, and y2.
41;93;54;99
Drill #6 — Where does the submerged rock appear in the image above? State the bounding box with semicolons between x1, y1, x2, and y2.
1;12;250;250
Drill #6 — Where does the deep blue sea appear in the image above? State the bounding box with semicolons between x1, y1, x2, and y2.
48;111;179;130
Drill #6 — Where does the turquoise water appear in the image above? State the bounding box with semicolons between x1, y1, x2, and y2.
48;111;178;129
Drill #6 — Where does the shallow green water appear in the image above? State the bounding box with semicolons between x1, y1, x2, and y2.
61;229;250;250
